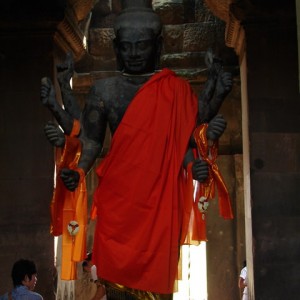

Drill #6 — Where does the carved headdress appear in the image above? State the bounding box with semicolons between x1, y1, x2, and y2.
114;0;162;37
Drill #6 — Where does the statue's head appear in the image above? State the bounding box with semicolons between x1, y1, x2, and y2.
113;0;163;74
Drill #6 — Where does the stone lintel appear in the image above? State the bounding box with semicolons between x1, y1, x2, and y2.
54;14;87;61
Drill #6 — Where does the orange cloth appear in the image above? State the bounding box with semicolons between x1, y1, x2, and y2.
91;69;198;294
193;124;233;220
180;162;207;245
50;119;87;280
180;124;233;244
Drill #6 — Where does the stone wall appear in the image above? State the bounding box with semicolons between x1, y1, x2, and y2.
243;9;300;299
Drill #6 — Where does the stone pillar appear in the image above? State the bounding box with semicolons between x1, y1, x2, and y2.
242;7;300;300
206;154;244;300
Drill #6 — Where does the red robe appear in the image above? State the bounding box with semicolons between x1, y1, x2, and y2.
92;68;198;294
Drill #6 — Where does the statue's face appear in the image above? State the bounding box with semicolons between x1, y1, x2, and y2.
116;28;158;74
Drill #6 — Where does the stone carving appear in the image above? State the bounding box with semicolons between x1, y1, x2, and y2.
41;0;232;299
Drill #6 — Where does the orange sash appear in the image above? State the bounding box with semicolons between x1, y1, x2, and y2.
180;123;233;244
50;119;87;280
194;124;233;220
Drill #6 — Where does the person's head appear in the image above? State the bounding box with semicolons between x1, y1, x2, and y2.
11;259;38;290
82;260;91;273
84;252;94;269
85;252;92;261
113;0;163;74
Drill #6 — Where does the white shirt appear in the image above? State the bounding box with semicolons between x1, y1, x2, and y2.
240;266;248;295
90;264;98;282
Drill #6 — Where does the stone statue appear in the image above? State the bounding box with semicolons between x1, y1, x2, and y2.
41;1;232;299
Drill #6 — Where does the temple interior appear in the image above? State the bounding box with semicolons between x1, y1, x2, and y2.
0;0;299;299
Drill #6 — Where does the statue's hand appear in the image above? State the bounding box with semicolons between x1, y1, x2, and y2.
205;49;222;78
44;121;65;147
41;77;56;109
216;71;233;100
56;52;74;85
192;159;209;182
60;169;80;191
207;114;227;141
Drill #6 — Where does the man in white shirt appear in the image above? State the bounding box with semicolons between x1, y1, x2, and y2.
239;261;248;300
86;253;106;300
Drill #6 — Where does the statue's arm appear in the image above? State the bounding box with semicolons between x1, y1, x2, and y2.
77;87;107;174
183;147;209;182
40;52;81;140
201;71;232;124
60;86;107;191
198;66;218;123
183;115;227;182
198;50;233;124
40;77;74;135
43;121;66;148
188;50;231;182
56;52;81;120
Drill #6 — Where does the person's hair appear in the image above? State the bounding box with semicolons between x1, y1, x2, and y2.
11;259;37;287
82;260;89;271
85;252;92;261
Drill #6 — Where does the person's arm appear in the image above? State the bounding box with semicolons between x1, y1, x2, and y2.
90;265;98;282
239;267;248;289
238;276;247;289
91;283;106;300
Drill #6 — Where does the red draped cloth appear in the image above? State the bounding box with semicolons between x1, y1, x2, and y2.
92;69;198;294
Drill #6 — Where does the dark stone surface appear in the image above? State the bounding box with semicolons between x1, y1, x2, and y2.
244;2;300;298
0;0;65;30
206;155;243;300
0;33;56;300
89;28;115;57
163;25;184;54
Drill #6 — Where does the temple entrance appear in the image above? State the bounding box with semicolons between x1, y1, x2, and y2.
174;244;207;300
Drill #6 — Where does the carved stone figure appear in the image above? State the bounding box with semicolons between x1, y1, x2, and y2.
41;1;232;299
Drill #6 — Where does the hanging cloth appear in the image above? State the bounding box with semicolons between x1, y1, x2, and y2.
50;119;87;280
